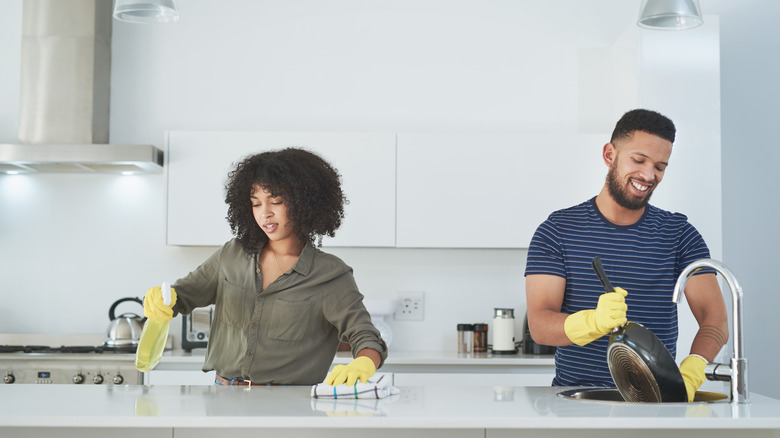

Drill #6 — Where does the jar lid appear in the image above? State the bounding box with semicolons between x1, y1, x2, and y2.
473;323;488;332
457;323;474;330
494;308;515;318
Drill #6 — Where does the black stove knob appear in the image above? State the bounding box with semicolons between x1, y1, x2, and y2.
113;374;124;385
72;373;84;384
93;374;104;384
3;373;14;384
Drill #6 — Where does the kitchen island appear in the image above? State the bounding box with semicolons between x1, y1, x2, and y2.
148;350;557;386
1;384;779;438
155;349;557;370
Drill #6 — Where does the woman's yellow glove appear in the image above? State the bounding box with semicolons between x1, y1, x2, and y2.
564;287;628;346
325;356;376;386
142;286;178;322
680;354;707;402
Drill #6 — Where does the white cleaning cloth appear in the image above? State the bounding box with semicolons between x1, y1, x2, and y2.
311;374;400;399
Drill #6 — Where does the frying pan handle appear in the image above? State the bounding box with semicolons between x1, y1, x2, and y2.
592;256;615;293
592;256;624;334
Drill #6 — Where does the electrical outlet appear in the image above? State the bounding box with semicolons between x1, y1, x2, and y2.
394;291;424;321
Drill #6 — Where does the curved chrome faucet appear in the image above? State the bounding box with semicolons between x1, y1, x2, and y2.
673;259;749;404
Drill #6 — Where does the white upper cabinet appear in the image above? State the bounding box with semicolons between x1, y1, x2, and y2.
166;131;396;247
166;125;717;250
396;132;608;248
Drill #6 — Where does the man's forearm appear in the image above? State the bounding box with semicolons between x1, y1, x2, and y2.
528;308;576;346
689;323;728;362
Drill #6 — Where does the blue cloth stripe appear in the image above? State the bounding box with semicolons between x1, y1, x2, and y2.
525;198;711;387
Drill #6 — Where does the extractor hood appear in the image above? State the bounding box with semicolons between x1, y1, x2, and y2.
0;143;163;174
0;0;163;175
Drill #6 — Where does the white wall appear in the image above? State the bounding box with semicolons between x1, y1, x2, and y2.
108;0;721;362
3;0;768;395
1;0;645;343
705;0;780;399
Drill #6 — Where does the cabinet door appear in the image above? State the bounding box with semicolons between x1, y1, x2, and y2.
166;131;396;247
146;370;216;385
178;429;483;438
396;132;606;248
393;372;554;387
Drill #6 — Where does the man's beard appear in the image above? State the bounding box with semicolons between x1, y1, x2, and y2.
606;163;652;210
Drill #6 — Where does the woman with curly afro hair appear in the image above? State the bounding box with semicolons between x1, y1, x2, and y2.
142;148;387;386
225;147;346;253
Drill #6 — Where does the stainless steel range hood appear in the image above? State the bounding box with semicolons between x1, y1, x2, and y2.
0;0;163;175
0;143;163;174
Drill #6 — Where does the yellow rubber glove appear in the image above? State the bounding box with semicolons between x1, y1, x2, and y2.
680;354;707;402
564;287;628;346
142;286;178;322
325;356;376;386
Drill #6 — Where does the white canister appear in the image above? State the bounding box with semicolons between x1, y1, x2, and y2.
492;308;517;354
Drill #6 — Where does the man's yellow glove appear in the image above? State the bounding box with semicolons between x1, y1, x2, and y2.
325;356;376;386
143;286;178;322
564;287;628;346
680;354;707;402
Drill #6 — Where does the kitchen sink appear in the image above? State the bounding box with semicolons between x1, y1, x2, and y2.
558;388;728;403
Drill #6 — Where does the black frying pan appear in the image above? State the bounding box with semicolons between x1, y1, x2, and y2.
591;256;687;403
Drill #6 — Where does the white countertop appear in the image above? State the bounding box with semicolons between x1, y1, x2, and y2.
0;384;778;430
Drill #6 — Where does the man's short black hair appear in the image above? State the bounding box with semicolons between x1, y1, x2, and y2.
610;109;676;144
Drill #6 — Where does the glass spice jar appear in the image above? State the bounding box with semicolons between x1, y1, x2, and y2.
473;323;488;354
457;323;474;355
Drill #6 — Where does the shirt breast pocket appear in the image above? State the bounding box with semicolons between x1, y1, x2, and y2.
266;298;311;342
219;279;250;328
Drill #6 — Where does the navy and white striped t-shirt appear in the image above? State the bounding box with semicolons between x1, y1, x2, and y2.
525;197;711;387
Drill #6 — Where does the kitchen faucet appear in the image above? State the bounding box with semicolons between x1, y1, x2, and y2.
673;259;749;404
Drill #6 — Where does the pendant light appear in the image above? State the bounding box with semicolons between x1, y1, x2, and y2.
637;0;703;30
113;0;180;23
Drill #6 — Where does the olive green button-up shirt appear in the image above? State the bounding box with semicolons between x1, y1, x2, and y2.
172;239;387;385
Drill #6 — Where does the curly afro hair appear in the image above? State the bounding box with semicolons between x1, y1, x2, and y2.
224;147;347;255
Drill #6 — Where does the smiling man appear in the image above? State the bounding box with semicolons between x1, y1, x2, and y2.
524;109;728;402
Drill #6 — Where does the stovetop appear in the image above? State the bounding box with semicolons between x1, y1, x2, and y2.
0;345;137;354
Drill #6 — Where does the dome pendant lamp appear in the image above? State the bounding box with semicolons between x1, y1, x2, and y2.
637;0;703;30
113;0;180;23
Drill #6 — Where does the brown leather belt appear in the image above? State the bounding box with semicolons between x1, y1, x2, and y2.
215;374;253;386
215;374;279;386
